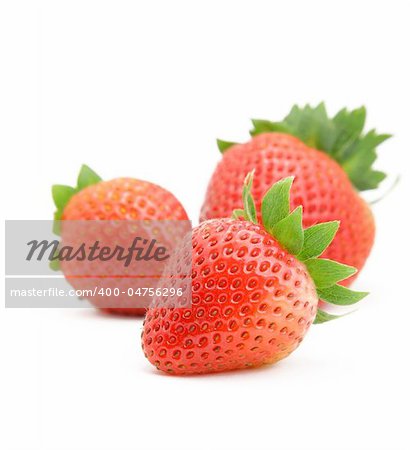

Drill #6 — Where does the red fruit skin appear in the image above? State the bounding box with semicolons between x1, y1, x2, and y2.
142;218;318;375
200;133;375;286
61;178;188;315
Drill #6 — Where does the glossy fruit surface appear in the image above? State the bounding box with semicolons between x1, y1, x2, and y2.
143;175;366;375
201;133;375;285
63;177;188;222
142;218;318;374
202;105;390;285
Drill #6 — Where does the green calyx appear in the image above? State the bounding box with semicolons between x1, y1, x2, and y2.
217;139;239;153
234;173;368;324
52;164;102;236
218;103;391;191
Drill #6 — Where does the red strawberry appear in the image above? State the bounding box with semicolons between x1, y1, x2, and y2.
200;104;391;285
52;165;189;315
142;174;367;375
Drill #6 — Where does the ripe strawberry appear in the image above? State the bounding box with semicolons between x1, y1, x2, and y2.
142;174;367;375
52;165;188;315
200;104;391;285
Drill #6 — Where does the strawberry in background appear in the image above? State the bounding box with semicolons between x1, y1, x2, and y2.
201;104;391;285
52;165;189;315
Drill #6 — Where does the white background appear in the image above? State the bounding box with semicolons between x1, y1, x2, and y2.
1;1;409;450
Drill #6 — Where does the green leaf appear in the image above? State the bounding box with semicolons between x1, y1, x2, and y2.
52;185;76;210
49;258;61;271
232;209;245;219
304;258;357;288
217;139;238;154
52;186;77;236
261;176;293;234
332;106;366;157
52;215;61;236
284;103;335;150
242;172;257;223
250;119;291;136
341;130;391;191
250;103;391;191
297;221;339;261
318;284;368;306
77;164;102;190
340;129;391;162
314;308;346;324
353;170;387;191
233;173;368;321
52;164;102;235
49;243;61;271
271;206;304;255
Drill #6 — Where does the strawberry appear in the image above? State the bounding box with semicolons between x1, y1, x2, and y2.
200;104;391;285
52;165;189;315
142;174;367;375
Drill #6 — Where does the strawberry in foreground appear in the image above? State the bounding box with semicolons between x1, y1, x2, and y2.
142;174;368;375
52;165;189;315
201;104;391;285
